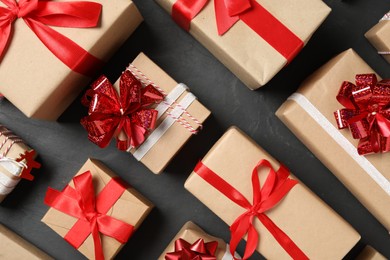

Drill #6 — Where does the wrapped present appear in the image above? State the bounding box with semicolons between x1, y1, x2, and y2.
156;0;331;89
81;53;210;174
0;0;143;120
365;11;390;64
41;158;153;259
0;124;40;203
276;49;390;231
0;224;53;259
357;246;387;260
184;127;360;259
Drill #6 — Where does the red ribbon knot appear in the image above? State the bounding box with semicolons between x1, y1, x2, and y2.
165;238;218;260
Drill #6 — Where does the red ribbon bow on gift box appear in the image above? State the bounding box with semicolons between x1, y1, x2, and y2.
81;70;165;150
194;159;308;260
165;238;218;260
334;74;390;155
44;171;134;260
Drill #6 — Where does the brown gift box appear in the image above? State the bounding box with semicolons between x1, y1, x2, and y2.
184;127;360;259
0;0;143;120
276;49;390;231
41;158;153;259
156;0;331;90
365;12;390;64
0;224;53;260
357;246;387;260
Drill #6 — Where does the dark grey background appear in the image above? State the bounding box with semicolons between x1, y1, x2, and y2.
1;0;389;259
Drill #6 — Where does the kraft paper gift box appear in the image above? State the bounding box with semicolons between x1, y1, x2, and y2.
184;127;360;259
0;0;143;120
41;158;153;259
357;246;387;260
276;49;390;231
156;0;331;90
365;11;390;64
0;224;53;260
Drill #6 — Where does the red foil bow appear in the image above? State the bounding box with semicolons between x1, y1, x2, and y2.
334;74;390;155
194;159;308;260
165;238;218;260
172;0;303;62
0;0;104;76
44;171;134;260
81;70;164;150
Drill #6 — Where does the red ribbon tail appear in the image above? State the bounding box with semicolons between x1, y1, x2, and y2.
91;221;105;260
214;0;239;35
0;22;11;62
172;0;208;31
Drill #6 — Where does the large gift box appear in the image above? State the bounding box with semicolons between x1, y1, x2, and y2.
357;246;386;260
81;53;210;174
276;49;390;231
0;0;143;120
156;0;331;90
184;127;360;259
41;158;153;259
0;224;53;260
365;11;390;64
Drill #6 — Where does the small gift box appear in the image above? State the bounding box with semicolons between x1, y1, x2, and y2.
357;246;386;260
365;11;390;64
184;127;360;259
81;53;210;174
41;158;153;259
276;49;390;231
0;0;143;120
0;125;40;203
0;224;53;259
156;0;331;89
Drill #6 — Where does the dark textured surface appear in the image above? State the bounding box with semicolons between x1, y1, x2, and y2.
1;0;390;259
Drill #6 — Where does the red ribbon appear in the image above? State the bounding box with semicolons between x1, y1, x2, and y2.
44;171;134;260
334;74;390;155
80;70;165;150
0;0;104;77
165;238;218;260
16;150;41;181
194;159;308;260
172;0;303;63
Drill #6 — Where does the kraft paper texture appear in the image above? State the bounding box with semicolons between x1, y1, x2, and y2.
357;246;387;260
365;14;390;64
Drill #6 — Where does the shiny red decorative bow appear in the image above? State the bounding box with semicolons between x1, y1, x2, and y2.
44;171;134;260
165;238;218;260
334;74;390;155
81;70;164;150
194;159;308;260
0;0;104;76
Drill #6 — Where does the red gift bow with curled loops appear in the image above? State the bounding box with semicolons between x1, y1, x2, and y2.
334;74;390;155
165;238;218;260
44;171;134;260
194;159;308;260
81;70;164;150
0;0;104;76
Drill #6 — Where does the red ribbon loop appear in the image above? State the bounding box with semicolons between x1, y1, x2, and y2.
194;159;308;260
165;238;218;260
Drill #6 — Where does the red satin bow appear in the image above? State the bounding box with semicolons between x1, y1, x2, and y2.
165;238;218;260
44;171;134;260
194;159;308;260
81;70;164;150
334;74;390;155
0;0;104;77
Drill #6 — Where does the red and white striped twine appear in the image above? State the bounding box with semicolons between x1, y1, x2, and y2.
0;126;24;158
380;12;390;21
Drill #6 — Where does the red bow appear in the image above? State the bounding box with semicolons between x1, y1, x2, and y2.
44;171;134;260
194;159;308;260
0;0;104;77
81;70;164;150
334;74;390;155
16;150;41;181
165;238;218;260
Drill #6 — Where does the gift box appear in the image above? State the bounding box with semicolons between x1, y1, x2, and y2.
0;0;143;120
0;124;40;203
365;11;390;64
357;246;387;260
184;127;360;259
0;224;53;259
156;0;331;90
81;53;210;174
41;158;153;259
276;49;390;231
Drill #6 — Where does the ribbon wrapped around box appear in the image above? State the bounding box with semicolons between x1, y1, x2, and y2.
41;158;153;259
276;49;390;231
0;0;143;120
365;11;390;64
184;127;360;259
156;0;331;90
357;246;387;260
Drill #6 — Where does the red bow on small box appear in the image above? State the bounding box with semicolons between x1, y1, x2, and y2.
81;70;164;150
165;238;218;260
334;74;390;155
